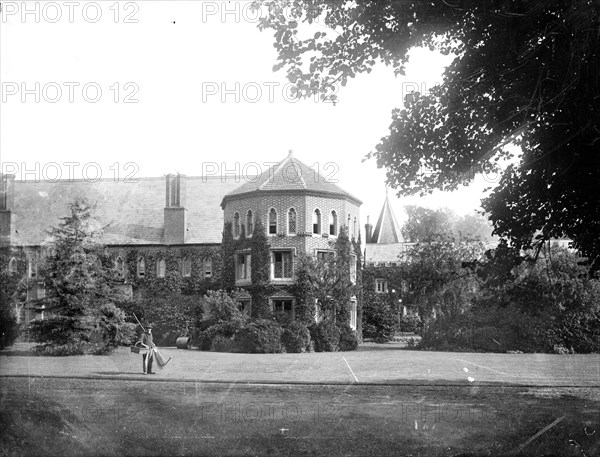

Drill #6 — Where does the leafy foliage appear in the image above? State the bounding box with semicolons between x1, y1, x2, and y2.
221;222;235;290
309;320;340;353
27;198;135;355
281;321;311;353
338;323;359;351
0;248;26;349
249;219;271;318
258;0;600;268
235;319;283;353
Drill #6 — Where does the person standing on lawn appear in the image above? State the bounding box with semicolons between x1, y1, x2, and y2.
137;325;156;374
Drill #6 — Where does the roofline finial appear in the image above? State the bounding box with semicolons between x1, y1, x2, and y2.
288;149;293;157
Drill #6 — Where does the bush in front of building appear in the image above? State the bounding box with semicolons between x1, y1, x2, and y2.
234;319;283;353
398;313;422;333
281;321;311;353
338;323;359;351
309;320;340;352
0;291;20;350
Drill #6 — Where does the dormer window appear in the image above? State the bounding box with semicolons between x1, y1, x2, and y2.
330;210;337;236
313;209;321;235
269;208;277;235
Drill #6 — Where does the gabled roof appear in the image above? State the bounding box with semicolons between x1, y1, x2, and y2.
221;151;361;207
370;194;403;244
9;176;240;246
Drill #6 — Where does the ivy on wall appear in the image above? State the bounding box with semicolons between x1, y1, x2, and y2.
122;246;221;298
249;219;270;318
221;222;235;291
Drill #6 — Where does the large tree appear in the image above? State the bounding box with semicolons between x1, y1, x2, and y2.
255;0;600;267
27;198;135;355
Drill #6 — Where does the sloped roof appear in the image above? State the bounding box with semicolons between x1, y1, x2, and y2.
221;151;361;206
364;243;412;264
370;195;403;244
9;176;240;246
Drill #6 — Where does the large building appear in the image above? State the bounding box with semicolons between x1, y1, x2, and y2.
1;152;363;329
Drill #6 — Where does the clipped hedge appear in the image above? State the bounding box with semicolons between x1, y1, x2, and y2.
210;335;238;352
309;321;340;352
235;319;283;353
281;321;311;353
338;323;359;351
196;318;246;351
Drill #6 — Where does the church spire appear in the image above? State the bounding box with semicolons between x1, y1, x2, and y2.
370;193;403;244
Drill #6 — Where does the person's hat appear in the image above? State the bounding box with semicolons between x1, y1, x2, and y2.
145;324;153;330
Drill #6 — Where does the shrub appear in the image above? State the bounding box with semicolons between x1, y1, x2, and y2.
362;299;398;342
281;321;311;353
338;323;358;351
235;319;283;353
0;297;19;350
197;318;246;351
309;320;340;352
398;314;422;333
210;335;238;352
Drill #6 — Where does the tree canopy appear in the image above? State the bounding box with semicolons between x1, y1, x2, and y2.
255;0;600;267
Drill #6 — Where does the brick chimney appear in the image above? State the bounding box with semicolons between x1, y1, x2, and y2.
164;174;186;245
0;174;15;247
365;215;373;244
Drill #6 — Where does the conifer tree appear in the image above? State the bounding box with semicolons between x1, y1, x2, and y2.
249;219;270;317
27;198;135;355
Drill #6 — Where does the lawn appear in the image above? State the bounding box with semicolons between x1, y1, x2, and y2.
1;377;598;456
1;343;599;456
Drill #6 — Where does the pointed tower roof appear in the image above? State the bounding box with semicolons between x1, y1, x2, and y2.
370;193;403;244
221;150;362;207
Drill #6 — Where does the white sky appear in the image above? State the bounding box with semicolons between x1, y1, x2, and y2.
0;0;500;230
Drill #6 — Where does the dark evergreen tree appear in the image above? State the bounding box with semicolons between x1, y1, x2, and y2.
249;219;270;318
221;222;235;291
27;198;135;355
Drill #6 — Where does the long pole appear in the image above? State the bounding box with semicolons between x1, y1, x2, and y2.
132;313;145;332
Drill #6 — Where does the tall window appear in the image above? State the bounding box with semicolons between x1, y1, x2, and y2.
115;256;124;276
348;213;351;230
269;208;277;235
137;257;146;278
272;251;293;279
313;209;321;235
235;253;251;281
8;257;17;275
157;259;166;278
375;279;388;293
203;258;213;278
288;208;297;235
349;298;357;330
246;210;253;236
234;212;240;237
353;217;357;238
28;260;37;278
350;254;357;284
330;210;337;236
182;257;192;277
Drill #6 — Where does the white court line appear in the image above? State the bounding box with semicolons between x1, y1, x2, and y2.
452;358;517;377
342;357;359;383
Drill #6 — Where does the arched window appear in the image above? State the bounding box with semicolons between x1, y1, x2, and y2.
182;257;191;277
203;258;213;278
115;256;124;276
330;210;337;236
137;257;146;278
8;257;17;275
157;259;166;278
28;260;37;278
268;208;277;235
353;217;357;238
246;210;253;236
313;209;321;235
288;208;297;235
348;213;351;230
234;212;240;237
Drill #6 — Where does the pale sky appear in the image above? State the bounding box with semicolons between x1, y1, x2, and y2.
0;0;500;231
